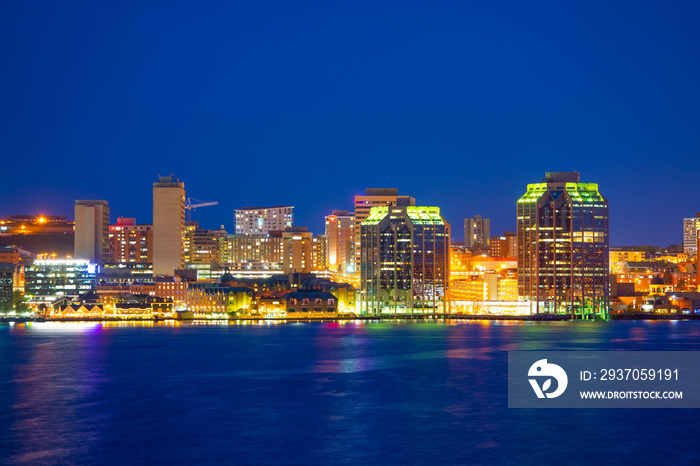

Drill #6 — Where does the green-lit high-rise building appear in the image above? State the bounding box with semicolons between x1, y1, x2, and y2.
360;204;450;315
517;172;609;319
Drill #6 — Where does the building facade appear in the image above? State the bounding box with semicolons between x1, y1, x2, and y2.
282;227;314;274
0;262;14;312
25;259;98;306
234;206;293;236
153;175;185;275
360;205;450;315
109;217;153;264
223;233;284;270
517;172;609;318
183;223;226;265
464;215;490;250
354;189;415;272
683;214;700;254
325;210;355;274
489;231;517;258
74;200;110;265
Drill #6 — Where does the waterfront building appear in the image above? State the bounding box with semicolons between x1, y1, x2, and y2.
153;175;186;275
74;200;110;265
234;206;293;236
464;215;490;250
360;205;450;315
325;210;355;274
489;231;517;258
354;189;415;272
155;275;187;309
186;272;254;315
517;172;609;318
683;213;700;254
24;259;98;306
108;217;153;264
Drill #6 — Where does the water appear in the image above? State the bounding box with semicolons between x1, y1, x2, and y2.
1;320;699;465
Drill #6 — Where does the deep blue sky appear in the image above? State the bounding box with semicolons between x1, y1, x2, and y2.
2;1;698;246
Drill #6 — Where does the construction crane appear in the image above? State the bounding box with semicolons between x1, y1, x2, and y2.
185;198;218;222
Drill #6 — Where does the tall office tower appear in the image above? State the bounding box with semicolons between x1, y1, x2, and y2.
517;172;609;318
490;231;517;257
325;210;355;274
354;189;415;272
683;213;700;254
153;175;185;276
109;218;153;264
234;206;293;236
74;200;109;265
360;205;450;315
464;215;490;250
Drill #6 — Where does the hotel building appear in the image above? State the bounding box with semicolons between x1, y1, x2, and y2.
517;172;609;318
360;205;450;315
234;206;293;236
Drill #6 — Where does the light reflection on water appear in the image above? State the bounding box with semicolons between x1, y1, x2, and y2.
1;320;699;465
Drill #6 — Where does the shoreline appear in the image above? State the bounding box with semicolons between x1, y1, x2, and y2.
2;313;700;323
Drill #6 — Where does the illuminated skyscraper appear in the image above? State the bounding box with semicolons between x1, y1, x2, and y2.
74;200;109;265
464;215;490;250
354;189;415;272
325;210;355;274
360;205;450;315
153;175;185;276
517;172;609;318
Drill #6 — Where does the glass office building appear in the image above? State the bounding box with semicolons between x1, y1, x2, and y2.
25;259;98;305
360;205;450;315
517;172;609;319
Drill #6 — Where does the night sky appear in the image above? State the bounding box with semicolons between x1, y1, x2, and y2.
2;1;698;246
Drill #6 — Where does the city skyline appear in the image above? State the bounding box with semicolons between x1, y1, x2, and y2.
0;173;695;247
2;2;699;246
